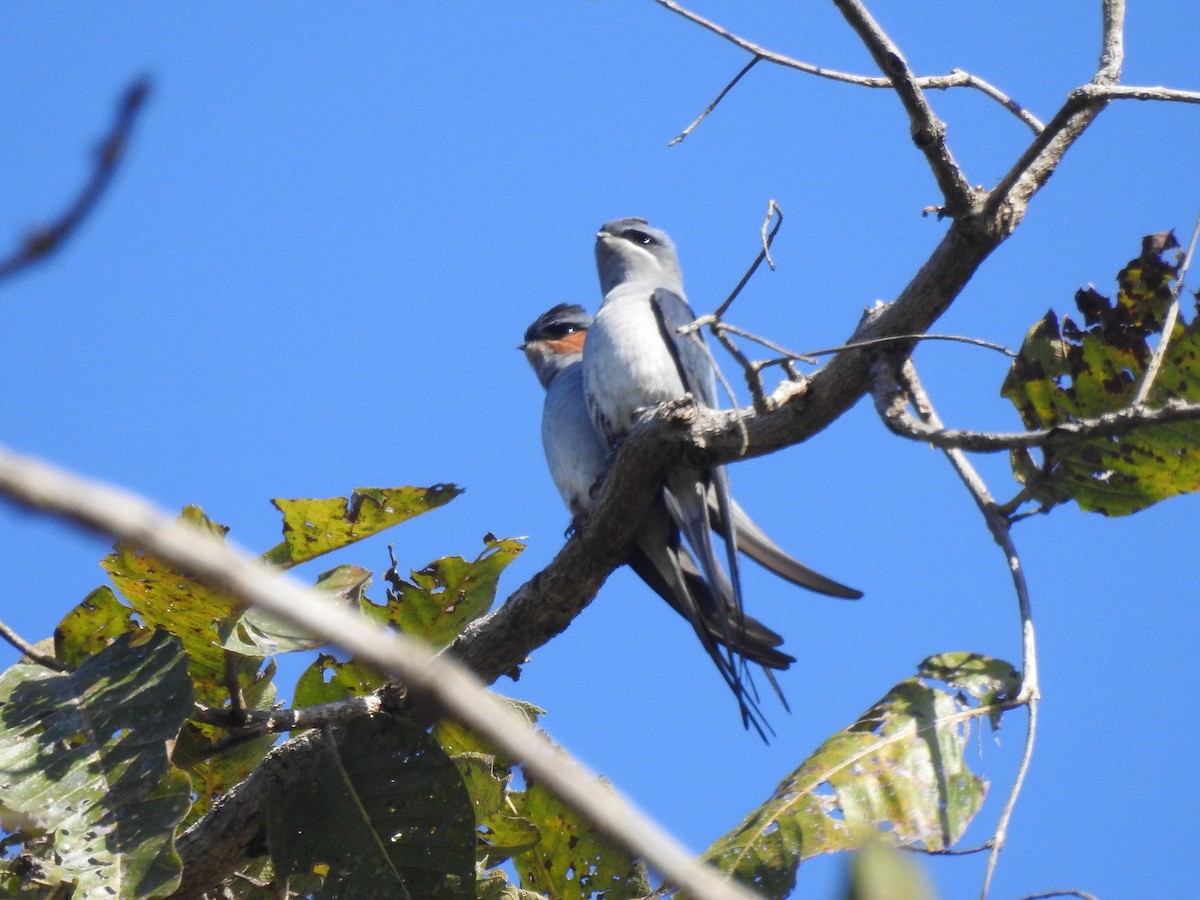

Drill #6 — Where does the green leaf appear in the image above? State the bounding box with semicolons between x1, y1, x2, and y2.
1002;231;1200;515
702;654;1015;899
381;535;524;648
513;758;650;900
267;716;475;899
220;564;374;657
293;653;387;707
0;630;194;899
54;586;141;669
263;485;463;568
433;697;544;866
433;698;543;765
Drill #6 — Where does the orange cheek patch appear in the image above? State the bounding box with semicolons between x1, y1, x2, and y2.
546;330;587;355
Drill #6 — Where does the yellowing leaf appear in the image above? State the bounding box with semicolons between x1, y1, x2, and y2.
264;485;462;568
1002;231;1200;515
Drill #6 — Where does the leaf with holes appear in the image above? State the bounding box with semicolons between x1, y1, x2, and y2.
1002;231;1200;515
101;507;244;706
293;653;386;707
263;485;462;568
701;653;1017;899
54;586;142;668
382;535;524;647
0;630;193;899
512;756;650;900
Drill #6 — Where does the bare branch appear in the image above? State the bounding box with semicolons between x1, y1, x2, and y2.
1019;892;1101;900
1088;83;1200;104
670;55;762;146
986;2;1125;229
0;78;150;283
831;0;977;215
874;375;1200;451
653;0;1043;134
0;444;756;900
0;617;67;672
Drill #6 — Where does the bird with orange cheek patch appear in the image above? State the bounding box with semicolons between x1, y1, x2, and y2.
522;302;858;738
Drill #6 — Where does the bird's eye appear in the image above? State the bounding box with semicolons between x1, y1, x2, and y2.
545;324;579;338
624;229;657;247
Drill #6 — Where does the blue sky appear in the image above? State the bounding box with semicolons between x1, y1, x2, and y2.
2;3;1197;898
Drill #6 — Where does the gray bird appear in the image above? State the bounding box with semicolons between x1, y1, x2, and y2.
523;302;857;734
581;218;860;724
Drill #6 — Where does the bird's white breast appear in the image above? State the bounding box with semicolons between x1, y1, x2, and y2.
583;285;688;444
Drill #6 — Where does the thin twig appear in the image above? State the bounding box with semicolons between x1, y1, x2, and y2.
1134;213;1200;405
0;77;150;283
1018;892;1100;900
223;651;247;722
713;327;769;414
883;359;1039;900
652;0;1043;134
1086;83;1200;104
807;332;1017;359
670;55;762;145
0;444;756;900
0;617;68;671
714;201;783;320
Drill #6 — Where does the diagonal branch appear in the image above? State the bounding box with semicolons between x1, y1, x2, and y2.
986;1;1125;228
0;78;150;283
831;0;978;214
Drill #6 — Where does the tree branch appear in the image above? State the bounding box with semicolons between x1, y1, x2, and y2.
874;379;1200;452
0;78;150;283
986;1;1125;228
190;694;384;735
653;0;1043;134
0;617;67;672
831;0;978;215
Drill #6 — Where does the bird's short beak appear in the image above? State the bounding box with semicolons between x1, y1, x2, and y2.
517;343;528;351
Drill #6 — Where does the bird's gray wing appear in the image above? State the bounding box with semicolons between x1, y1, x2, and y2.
650;289;747;645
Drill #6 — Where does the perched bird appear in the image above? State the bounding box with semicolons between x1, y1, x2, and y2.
523;302;858;734
581;218;860;725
